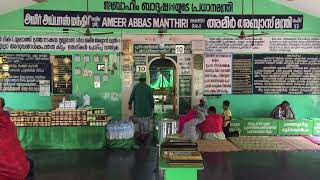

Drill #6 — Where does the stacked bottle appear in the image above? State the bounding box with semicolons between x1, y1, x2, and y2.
106;120;134;140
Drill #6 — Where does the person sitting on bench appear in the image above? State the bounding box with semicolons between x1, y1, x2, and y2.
271;101;295;119
198;106;226;140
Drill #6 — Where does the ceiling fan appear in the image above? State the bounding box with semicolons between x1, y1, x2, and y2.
225;0;268;41
63;0;113;36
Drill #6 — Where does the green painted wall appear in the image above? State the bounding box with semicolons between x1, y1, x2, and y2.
0;0;320;119
207;95;320;118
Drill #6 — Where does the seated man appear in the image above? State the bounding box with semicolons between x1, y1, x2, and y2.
271;101;295;119
178;97;207;133
182;111;206;142
0;111;32;180
198;106;226;140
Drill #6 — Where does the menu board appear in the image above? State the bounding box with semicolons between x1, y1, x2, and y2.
232;54;253;94
204;54;232;95
253;54;320;94
52;55;72;94
179;75;192;96
0;53;51;92
179;97;191;115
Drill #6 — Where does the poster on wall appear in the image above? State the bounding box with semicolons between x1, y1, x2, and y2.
52;55;72;94
0;53;51;92
253;54;320;95
204;54;232;95
24;9;303;30
39;80;51;96
178;55;192;75
0;35;121;52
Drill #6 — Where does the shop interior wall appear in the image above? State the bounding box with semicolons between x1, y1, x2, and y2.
0;0;320;119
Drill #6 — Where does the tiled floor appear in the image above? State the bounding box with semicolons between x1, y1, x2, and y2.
28;147;320;180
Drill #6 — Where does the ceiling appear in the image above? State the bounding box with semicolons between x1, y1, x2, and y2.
273;0;320;17
0;0;36;15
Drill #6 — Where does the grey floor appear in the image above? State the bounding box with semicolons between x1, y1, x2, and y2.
28;147;320;180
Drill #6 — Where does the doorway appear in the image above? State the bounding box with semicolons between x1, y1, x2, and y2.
149;58;177;116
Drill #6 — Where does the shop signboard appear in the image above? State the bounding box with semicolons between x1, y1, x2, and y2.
278;120;313;135
24;9;303;30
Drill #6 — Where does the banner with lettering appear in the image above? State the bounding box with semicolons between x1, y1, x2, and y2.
278;120;313;135
0;35;120;52
206;37;320;53
24;9;303;30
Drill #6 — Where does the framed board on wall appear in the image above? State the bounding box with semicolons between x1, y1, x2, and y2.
179;75;192;96
232;54;253;94
0;53;51;92
253;54;320;95
179;97;192;115
52;55;72;94
204;54;232;95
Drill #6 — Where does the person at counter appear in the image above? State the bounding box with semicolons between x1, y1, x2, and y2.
0;97;10;118
178;97;207;133
129;73;154;144
271;101;295;119
0;111;33;180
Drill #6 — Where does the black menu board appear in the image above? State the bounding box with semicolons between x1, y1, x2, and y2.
52;55;72;94
0;53;51;92
194;55;203;70
179;75;192;96
253;54;320;94
232;54;253;94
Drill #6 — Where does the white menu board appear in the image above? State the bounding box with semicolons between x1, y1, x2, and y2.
204;54;232;95
178;55;192;75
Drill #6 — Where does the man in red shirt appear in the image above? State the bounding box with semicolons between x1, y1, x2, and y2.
0;111;32;180
198;106;226;140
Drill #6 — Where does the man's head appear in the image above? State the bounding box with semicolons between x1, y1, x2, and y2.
208;106;216;115
223;100;230;110
139;73;147;83
199;97;206;107
280;101;290;108
0;98;5;109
